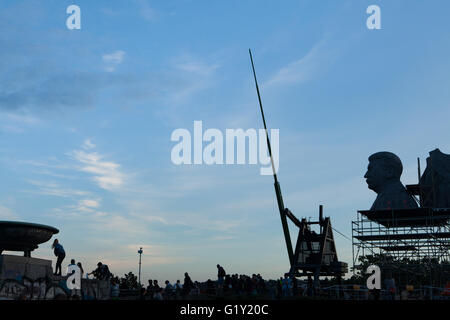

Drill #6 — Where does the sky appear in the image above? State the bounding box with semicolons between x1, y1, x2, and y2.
1;0;450;283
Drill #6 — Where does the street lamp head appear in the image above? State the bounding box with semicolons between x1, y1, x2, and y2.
138;247;143;255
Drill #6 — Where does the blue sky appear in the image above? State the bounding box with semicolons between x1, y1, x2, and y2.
1;0;450;283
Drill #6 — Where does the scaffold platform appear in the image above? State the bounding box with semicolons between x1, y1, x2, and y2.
352;208;450;264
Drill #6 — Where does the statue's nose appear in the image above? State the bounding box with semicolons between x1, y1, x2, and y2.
364;171;368;178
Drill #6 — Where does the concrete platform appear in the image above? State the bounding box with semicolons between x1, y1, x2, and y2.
0;255;110;300
0;254;53;281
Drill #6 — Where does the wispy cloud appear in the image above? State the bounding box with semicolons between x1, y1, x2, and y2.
174;215;246;236
78;212;151;237
75;198;101;212
25;180;90;198
264;38;329;88
71;149;125;191
2;112;40;124
82;139;96;150
129;212;168;224
48;198;102;216
0;111;41;134
79;198;100;208
175;61;220;76
22;141;127;193
152;55;221;123
102;50;126;72
20;159;72;170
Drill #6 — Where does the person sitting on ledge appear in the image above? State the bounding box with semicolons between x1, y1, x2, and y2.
364;151;418;210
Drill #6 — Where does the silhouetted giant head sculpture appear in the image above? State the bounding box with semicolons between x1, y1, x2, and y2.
365;152;403;193
364;152;418;210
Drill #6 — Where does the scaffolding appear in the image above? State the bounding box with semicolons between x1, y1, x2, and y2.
352;207;450;265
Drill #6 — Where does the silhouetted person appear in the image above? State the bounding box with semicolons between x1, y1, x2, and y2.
364;152;418;210
153;279;160;297
175;280;182;298
146;279;154;297
67;259;76;280
282;273;292;297
217;264;226;294
88;262;111;280
276;277;282;299
164;280;174;299
183;272;194;296
77;262;84;278
52;239;65;276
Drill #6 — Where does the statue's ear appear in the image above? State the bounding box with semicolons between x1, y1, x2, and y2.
385;166;395;179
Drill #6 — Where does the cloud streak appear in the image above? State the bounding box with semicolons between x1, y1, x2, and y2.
71;149;125;191
264;37;330;88
25;180;90;198
102;50;126;72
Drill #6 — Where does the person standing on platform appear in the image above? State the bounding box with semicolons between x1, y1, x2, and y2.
52;239;65;276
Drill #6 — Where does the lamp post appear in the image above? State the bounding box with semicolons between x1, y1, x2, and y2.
138;247;143;287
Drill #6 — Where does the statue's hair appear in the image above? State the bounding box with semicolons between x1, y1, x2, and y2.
369;152;403;178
